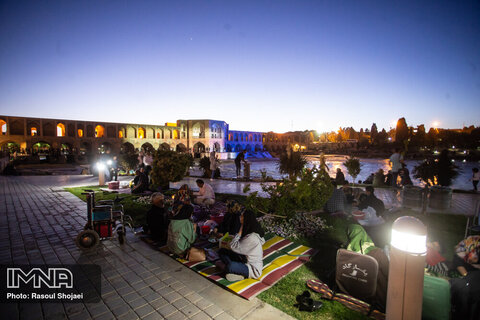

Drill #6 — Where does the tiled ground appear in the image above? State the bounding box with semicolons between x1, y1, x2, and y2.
0;176;293;320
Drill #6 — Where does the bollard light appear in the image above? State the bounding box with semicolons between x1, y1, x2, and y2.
386;216;427;320
96;162;106;186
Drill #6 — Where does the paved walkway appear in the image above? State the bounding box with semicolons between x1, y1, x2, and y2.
0;176;293;320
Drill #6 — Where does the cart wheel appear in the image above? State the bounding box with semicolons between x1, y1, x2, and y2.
76;230;100;250
118;230;125;245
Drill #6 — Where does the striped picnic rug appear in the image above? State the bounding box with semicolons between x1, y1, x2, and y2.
143;233;316;300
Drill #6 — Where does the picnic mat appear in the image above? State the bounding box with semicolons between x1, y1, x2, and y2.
142;233;317;300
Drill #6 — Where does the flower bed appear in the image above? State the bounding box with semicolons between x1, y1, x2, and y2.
258;213;330;240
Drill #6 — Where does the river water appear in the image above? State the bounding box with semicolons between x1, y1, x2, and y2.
215;155;479;191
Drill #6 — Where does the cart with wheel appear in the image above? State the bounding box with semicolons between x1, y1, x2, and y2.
76;190;133;250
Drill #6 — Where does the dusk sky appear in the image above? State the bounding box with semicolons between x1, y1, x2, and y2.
1;1;479;133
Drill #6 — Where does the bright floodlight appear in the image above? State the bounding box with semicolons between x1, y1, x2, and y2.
107;160;112;165
390;216;426;254
96;162;106;171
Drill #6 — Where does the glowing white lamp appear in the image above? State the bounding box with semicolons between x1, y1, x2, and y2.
96;162;106;186
387;216;427;320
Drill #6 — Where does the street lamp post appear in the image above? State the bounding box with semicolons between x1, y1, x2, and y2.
97;162;106;186
386;216;427;320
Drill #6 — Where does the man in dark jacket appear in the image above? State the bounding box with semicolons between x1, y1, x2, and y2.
145;193;169;242
358;186;385;216
235;150;247;177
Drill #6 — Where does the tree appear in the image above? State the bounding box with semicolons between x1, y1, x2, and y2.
377;129;389;146
395;117;409;144
437;149;459;186
411;124;426;147
278;149;307;180
150;150;191;190
370;123;378;144
343;156;361;183
413;150;459;187
118;153;138;173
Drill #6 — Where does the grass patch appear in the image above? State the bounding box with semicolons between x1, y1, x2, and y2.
65;186;249;227
65;186;162;226
65;186;468;319
257;211;467;319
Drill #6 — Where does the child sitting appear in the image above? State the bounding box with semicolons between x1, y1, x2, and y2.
218;209;265;281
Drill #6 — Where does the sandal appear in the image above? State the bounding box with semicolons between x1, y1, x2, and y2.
296;290;311;303
298;298;323;312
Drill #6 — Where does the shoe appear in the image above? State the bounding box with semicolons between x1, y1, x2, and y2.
298;298;322;312
226;273;245;282
296;290;311;303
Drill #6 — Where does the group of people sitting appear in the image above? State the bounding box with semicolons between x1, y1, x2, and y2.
362;165;412;187
324;182;386;225
143;181;265;281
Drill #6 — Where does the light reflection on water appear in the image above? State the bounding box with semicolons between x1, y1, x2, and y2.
216;155;479;190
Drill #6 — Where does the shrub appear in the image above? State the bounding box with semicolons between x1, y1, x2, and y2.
258;213;330;240
150;150;191;190
343;156;361;183
278;149;307;179
414;150;459;187
245;166;333;219
119;152;139;172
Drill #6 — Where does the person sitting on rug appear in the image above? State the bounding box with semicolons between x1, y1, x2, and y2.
167;202;197;256
341;183;356;214
324;181;347;214
425;239;449;276
193;179;215;206
174;184;193;206
212;200;242;237
358;186;385;217
144;193;169;242
218;209;265;281
131;169;149;194
453;235;480;277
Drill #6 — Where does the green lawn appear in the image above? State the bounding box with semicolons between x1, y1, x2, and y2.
66;186;468;319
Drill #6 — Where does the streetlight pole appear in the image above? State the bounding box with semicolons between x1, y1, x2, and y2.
386;216;427;320
97;162;106;186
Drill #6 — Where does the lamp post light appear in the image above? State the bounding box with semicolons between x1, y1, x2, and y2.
96;162;106;186
386;216;427;320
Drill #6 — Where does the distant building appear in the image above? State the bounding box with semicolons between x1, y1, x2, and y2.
0;115;265;158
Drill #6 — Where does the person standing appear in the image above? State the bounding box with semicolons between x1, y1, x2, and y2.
471;168;480;192
209;151;217;180
389;148;403;187
235;150;247;177
110;156;119;181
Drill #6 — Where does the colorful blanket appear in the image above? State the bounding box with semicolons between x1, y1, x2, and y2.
143;233;316;300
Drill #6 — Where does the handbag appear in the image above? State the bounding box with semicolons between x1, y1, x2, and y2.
186;247;206;262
